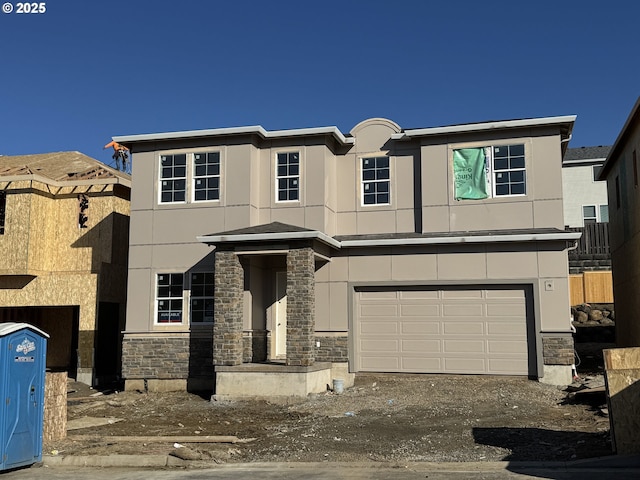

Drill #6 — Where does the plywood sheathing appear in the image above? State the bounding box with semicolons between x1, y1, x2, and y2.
44;371;67;442
603;347;640;454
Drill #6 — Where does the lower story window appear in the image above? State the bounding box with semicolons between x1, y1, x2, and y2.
190;272;214;323
157;273;184;323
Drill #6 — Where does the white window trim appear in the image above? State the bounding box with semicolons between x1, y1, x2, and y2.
154;272;186;325
360;156;391;206
158;151;222;205
275;151;301;203
191;151;221;204
158;153;187;205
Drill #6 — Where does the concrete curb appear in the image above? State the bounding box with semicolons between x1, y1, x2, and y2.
41;455;640;470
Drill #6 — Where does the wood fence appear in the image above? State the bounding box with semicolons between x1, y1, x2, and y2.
569;271;614;305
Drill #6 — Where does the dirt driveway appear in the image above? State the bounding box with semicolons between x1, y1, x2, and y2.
47;373;611;464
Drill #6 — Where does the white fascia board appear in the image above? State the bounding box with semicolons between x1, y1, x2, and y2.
339;231;582;247
391;116;577;140
114;126;353;146
197;230;342;249
267;127;354;144
113;126;268;143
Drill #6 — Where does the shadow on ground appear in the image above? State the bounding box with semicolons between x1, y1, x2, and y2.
473;426;610;462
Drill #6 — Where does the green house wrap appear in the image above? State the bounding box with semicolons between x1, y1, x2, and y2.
454;147;488;200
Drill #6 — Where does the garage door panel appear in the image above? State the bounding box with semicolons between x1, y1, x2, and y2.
360;322;399;335
489;358;528;373
399;290;439;300
360;305;398;317
402;357;443;370
443;304;484;316
444;357;487;372
444;339;486;353
485;289;526;299
442;289;484;299
360;356;400;370
401;321;440;335
400;304;440;316
360;290;398;300
402;339;441;352
486;322;526;335
360;339;398;352
487;339;527;354
356;286;530;375
487;303;526;316
443;321;484;335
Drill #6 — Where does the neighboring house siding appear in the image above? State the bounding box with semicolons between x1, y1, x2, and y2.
599;98;640;346
0;152;131;386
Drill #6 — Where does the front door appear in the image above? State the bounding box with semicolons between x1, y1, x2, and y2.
275;272;287;358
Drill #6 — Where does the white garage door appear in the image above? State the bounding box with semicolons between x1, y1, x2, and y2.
355;286;530;375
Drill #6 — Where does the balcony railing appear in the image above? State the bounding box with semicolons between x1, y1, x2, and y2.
567;222;610;258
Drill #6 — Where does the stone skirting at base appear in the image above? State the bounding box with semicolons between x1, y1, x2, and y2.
542;335;574;366
315;335;348;362
122;334;213;387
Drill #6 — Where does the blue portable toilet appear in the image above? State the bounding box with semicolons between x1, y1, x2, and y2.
0;323;48;471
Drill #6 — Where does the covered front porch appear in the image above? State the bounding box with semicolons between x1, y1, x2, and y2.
198;222;352;399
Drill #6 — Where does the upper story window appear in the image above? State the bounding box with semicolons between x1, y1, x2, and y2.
276;152;299;202
583;204;609;224
156;273;184;324
592;164;603;182
159;152;221;204
361;156;390;205
193;152;220;201
453;144;526;200
160;154;187;203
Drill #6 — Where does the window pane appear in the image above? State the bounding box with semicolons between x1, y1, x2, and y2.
583;205;596;217
509;144;524;156
600;205;609;222
377;193;389;204
289;190;299;200
511;183;525;195
494;158;509;171
377;168;389;180
511;171;524;183
377;181;389;193
364;193;375;204
376;157;389;168
496;184;509;196
174;154;186;165
510;157;525;169
363;170;375;181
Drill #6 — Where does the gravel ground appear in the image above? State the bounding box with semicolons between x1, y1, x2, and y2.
47;372;611;464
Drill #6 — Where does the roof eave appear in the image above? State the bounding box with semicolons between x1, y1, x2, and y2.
391;115;577;140
114;126;354;147
197;230;342;249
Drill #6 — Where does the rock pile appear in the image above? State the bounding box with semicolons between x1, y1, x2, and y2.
571;303;615;327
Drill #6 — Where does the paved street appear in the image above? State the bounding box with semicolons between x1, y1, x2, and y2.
3;463;640;480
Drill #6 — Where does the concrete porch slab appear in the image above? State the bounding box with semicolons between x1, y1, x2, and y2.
213;362;335;400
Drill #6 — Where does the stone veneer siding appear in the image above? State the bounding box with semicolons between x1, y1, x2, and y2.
243;330;268;363
542;336;574;365
122;336;189;379
315;335;349;362
286;247;316;366
213;251;244;366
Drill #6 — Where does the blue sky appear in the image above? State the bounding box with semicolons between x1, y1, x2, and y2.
0;0;637;170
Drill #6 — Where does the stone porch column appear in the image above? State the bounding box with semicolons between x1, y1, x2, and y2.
213;250;244;366
286;247;315;366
